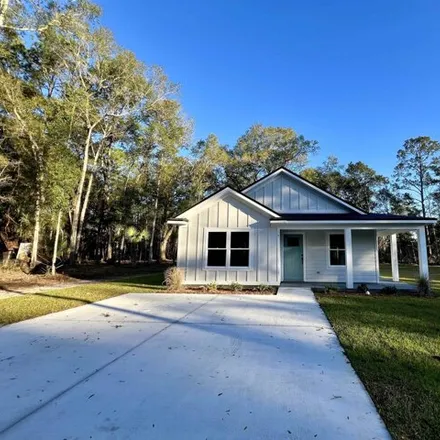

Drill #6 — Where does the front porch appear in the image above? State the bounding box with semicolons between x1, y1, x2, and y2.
277;224;430;289
280;280;416;291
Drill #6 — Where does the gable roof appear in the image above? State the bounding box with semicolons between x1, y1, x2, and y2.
241;167;367;215
169;185;436;226
170;186;281;221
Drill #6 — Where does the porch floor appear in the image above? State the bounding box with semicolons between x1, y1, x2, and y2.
280;280;416;291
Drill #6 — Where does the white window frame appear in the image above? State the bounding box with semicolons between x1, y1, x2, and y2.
327;232;346;267
204;228;251;270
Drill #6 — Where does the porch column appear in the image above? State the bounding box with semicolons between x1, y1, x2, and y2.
345;228;353;289
417;226;429;279
390;233;399;282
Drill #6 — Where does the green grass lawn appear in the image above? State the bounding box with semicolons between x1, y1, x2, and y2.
318;293;440;440
380;263;440;295
0;273;166;327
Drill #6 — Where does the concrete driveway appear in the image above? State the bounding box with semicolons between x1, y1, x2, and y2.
0;288;390;439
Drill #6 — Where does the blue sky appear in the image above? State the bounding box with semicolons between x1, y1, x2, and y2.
96;0;440;176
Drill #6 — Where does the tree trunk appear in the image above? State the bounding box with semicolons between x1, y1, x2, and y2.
0;0;10;28
51;210;62;275
144;239;149;263
119;233;125;263
76;171;94;256
418;162;432;261
411;240;417;265
148;175;160;263
431;226;439;264
148;214;157;263
31;164;44;265
106;228;113;261
427;224;438;263
31;190;41;265
159;225;173;262
69;125;95;264
426;225;433;261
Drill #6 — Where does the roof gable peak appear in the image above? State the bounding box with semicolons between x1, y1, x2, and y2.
241;167;366;215
171;186;281;220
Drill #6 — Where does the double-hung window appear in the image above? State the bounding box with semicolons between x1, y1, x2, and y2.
206;230;250;269
329;234;346;266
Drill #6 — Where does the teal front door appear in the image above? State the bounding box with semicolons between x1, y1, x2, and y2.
283;235;303;281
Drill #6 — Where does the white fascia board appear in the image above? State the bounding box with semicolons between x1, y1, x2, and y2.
243;169;366;215
167;220;188;226
177;188;281;219
271;219;436;225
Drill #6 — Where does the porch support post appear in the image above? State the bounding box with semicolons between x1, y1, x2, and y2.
390;233;399;282
417;226;429;279
345;228;353;289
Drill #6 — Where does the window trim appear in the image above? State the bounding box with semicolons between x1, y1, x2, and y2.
204;228;251;270
327;232;346;267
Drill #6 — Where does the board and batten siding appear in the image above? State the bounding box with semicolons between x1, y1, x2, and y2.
246;174;350;213
177;195;279;285
304;230;377;283
352;230;379;283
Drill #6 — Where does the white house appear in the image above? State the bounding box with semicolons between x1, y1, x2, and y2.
168;167;436;288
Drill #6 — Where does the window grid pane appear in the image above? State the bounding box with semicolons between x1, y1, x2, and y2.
207;249;227;267
330;250;346;266
230;250;249;267
330;234;345;250
231;232;249;249
208;232;227;249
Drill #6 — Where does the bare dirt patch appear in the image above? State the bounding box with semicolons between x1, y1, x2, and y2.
0;268;72;293
0;263;167;293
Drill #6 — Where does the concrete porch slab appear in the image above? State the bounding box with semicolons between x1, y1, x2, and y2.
280;281;416;291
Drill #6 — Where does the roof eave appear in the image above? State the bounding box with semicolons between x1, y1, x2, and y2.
167;219;188;226
270;219;437;225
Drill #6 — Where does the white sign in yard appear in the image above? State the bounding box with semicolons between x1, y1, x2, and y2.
16;242;32;260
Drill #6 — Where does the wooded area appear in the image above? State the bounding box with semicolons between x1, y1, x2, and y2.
1;0;439;272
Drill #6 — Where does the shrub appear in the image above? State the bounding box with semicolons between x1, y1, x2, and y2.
206;282;218;292
164;267;183;291
380;285;398;295
257;284;271;293
230;282;243;292
324;285;339;294
417;276;432;297
357;283;370;294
